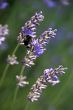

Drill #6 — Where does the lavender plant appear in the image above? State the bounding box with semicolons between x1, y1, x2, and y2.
0;11;67;109
0;11;44;87
10;11;46;108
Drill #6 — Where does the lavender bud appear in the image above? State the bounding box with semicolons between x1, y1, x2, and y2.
7;55;19;65
16;75;29;87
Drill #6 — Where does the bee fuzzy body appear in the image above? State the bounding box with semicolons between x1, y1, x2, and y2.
23;35;32;48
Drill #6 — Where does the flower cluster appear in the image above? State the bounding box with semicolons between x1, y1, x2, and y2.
7;55;19;65
0;24;9;45
16;75;29;87
0;11;68;106
17;11;44;46
2;11;67;103
17;11;57;67
22;28;57;67
27;65;67;102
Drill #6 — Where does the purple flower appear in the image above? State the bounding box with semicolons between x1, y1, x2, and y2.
44;68;53;79
32;39;45;57
44;65;67;85
17;11;44;45
27;65;67;102
33;43;44;56
20;12;57;67
22;28;57;67
0;1;8;9
31;28;57;57
21;27;36;37
43;68;60;85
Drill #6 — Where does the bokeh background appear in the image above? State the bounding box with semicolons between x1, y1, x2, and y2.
0;0;73;110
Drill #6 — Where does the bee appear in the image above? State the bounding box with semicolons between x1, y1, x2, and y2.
18;31;32;48
23;35;32;48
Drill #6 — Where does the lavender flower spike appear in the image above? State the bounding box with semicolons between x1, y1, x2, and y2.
27;65;67;102
17;11;44;45
38;28;57;45
22;28;57;67
27;76;47;102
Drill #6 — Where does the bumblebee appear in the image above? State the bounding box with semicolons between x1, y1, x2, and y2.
23;35;32;48
17;32;32;48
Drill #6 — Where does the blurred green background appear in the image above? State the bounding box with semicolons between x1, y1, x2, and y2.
0;0;73;110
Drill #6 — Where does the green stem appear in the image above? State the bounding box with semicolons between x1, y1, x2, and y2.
0;44;20;87
24;101;30;110
0;64;9;87
11;66;25;110
12;44;20;55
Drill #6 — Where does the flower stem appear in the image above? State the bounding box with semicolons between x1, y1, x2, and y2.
12;44;20;55
23;101;30;110
0;64;9;87
0;44;20;87
11;66;25;110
